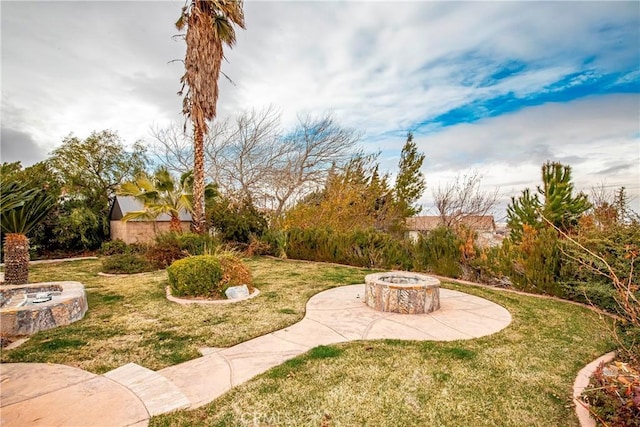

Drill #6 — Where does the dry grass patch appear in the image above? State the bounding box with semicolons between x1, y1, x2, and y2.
1;257;372;373
151;283;615;427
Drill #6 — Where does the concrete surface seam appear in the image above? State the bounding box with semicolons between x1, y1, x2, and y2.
361;313;396;339
268;332;314;350
368;316;436;339
102;376;152;418
217;352;237;389
304;317;351;341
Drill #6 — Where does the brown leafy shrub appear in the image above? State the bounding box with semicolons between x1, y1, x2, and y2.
582;361;640;427
217;252;253;292
145;232;219;269
245;234;272;257
146;244;186;269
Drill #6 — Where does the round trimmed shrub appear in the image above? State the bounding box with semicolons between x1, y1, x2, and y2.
167;255;223;298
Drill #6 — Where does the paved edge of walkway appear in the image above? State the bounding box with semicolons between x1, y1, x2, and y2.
572;351;616;427
0;256;99;268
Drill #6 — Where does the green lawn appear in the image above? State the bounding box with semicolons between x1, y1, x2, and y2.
1;257;615;426
1;257;372;372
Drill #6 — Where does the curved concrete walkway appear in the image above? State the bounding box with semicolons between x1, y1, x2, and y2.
0;285;511;427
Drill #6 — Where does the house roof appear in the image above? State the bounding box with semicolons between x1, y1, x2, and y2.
109;196;192;222
406;215;496;232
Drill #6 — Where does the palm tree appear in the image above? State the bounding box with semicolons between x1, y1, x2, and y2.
118;168;194;233
1;182;55;285
176;0;245;234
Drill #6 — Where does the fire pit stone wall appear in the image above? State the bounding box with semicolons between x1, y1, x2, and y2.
0;282;88;336
364;272;440;314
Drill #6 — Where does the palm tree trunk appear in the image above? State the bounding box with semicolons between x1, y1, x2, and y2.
192;121;206;234
170;214;183;233
3;233;30;285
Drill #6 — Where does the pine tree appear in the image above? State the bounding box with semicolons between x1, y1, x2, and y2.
540;162;590;229
507;188;542;242
395;132;426;217
507;161;591;242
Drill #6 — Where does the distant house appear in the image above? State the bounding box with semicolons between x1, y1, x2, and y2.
405;215;498;246
109;196;191;244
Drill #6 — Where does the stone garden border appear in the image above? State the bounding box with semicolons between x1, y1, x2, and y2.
165;286;260;305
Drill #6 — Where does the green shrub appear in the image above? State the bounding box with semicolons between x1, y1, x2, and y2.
561;281;620;313
127;242;149;255
101;253;154;274
176;232;218;256
285;227;413;269
167;255;223;298
99;239;129;256
413;226;462;278
256;229;288;257
558;222;640;316
499;226;564;297
208;198;268;244
345;228;413;269
286;227;336;263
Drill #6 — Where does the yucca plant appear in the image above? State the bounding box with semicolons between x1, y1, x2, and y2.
1;185;55;284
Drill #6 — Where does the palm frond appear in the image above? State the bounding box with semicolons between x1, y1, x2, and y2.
0;190;55;235
122;210;158;222
0;181;41;214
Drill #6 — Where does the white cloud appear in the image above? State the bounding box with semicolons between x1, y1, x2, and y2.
411;94;640;218
1;0;637;220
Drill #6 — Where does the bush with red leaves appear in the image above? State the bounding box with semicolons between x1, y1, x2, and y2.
582;360;640;427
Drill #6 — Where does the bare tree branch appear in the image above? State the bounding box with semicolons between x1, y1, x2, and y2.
148;109;360;219
432;170;499;227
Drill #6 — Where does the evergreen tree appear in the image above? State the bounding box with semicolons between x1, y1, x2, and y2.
284;153;402;232
539;162;591;230
507;161;591;242
506;188;541;242
395;132;426;217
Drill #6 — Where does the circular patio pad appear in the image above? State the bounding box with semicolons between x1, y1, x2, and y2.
305;284;512;341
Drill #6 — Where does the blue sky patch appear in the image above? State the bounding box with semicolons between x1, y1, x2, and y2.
419;70;639;130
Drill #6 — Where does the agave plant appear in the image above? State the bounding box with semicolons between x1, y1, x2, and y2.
1;183;55;284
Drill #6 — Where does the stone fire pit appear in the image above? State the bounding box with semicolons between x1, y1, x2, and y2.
0;281;88;336
365;272;440;314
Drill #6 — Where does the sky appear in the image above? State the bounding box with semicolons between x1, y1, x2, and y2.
2;1;639;220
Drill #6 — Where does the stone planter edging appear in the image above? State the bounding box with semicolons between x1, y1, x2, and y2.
165;286;260;305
